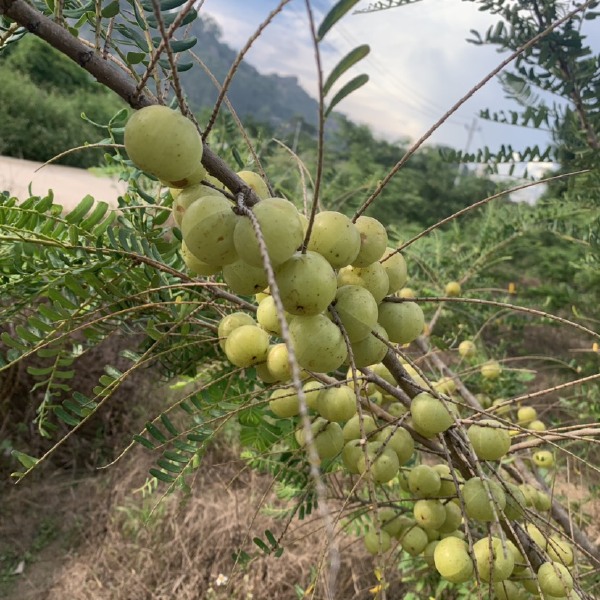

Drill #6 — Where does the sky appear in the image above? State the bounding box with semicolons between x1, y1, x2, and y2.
199;0;598;185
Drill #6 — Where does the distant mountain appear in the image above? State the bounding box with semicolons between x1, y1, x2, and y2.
181;17;320;128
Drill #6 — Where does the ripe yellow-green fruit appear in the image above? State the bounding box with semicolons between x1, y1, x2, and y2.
399;525;429;556
467;419;511;461
387;401;408;418
256;295;287;335
432;464;459;498
491;398;511;416
378;507;407;536
378;301;425;344
316;385;356;422
296;417;344;460
331;285;378;342
526;523;548;550
357;442;400;483
423;540;439;566
233;197;304;267
458;340;476;358
493;580;526;600
380;247;408;293
269;387;299;418
222;260;269;295
172;183;224;226
255;362;278;384
445;281;461;297
124;105;203;186
306;211;361;268
533;490;552;512
337;262;390;304
237;170;270;199
503;483;526;521
342;413;377;441
275;251;337;316
364;528;391;555
181;195;239;266
345;323;389;367
533;450;555;468
547;535;574;566
352;216;388;267
433;537;474;583
289;314;347;372
473;536;515;582
413;499;446;530
438;501;462;533
537;561;573;597
224;324;270;368
408;464;442;498
410;392;454;436
302;380;325;411
481;360;502;380
528;419;546;432
433;376;457;395
375;426;414;465
462;477;506;522
218;312;256;351
341;439;363;473
397;287;416;299
181;242;221;276
164;161;207;190
517;405;537;426
266;343;292;382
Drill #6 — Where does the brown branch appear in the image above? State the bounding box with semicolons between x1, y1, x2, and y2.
0;0;260;206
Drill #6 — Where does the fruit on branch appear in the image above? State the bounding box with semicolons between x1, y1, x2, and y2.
380;247;408;293
305;211;361;268
316;385;357;422
433;376;457;395
533;450;555;468
255;362;279;384
378;300;425;344
410;392;454;436
517;405;537;426
289;314;347;372
408;464;442;498
302;380;325;410
352;216;388;267
345;322;389;367
217;312;256;351
399;525;429;555
503;483;526;521
269;387;300;418
537;561;574;597
224;324;270;368
433;537;474;583
357;442;400;483
257;295;287;335
364;528;392;555
181;242;220;276
330;285;378;342
237;170;270;199
397;287;416;299
433;463;461;498
275;251;337;316
223;260;269;295
438;501;462;533
342;413;377;441
547;535;574;566
375;426;414;465
266;343;292;382
337;262;390;303
528;419;546;432
233;197;304;267
124;105;203;186
481;360;502;380
296;417;344;460
473;536;515;583
172;183;225;226
462;477;506;522
458;340;476;358
181;195;239;266
467;419;511;461
413;499;446;530
492;580;527;600
341;439;363;473
444;281;461;297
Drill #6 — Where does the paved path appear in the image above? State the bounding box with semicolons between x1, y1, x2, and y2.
0;155;126;210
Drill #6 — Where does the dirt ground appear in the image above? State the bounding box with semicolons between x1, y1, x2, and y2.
0;155;125;210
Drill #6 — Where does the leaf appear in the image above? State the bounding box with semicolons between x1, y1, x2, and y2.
65;195;94;224
101;0;120;18
12;450;38;469
169;38;197;53
253;537;271;554
317;0;361;41
325;74;369;117
323;44;370;96
149;468;174;483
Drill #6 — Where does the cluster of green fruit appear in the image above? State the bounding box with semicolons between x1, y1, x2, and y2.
123;106;576;600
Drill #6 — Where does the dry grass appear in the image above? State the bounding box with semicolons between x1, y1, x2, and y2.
1;439;394;600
